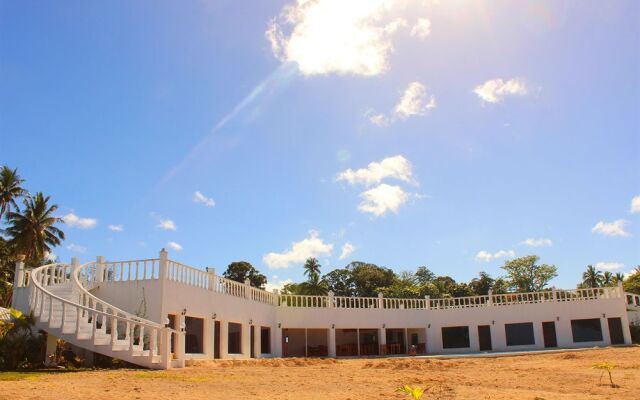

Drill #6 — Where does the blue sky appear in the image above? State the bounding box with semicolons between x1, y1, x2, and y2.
1;0;638;290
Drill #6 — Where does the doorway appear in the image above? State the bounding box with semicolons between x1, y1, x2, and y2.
214;321;221;359
250;326;255;358
542;321;557;348
478;325;492;351
607;318;624;345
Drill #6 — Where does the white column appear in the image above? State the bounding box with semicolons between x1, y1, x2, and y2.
207;267;216;291
328;291;335;308
241;323;251;358
96;256;105;282
377;293;384;309
11;255;26;307
328;326;336;357
44;332;58;366
158;249;168;323
219;321;229;359
203;318;214;359
176;314;186;366
601;316;611;345
244;278;251;300
379;327;386;355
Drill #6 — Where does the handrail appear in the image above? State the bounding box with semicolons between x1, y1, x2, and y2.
74;262;172;331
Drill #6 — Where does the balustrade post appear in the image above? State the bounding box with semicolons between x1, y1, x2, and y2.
487;289;493;306
617;281;624;298
378;292;384;309
328;291;334;308
149;328;158;363
551;287;557;301
11;255;26;306
71;258;79;284
425;295;430;310
206;267;215;291
96;256;105;282
244;278;251;300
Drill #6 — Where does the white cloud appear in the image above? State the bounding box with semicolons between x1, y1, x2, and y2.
339;242;355;260
63;213;97;229
193;191;216;207
336;155;415;187
263;230;334;269
596;262;624;271
474;78;528;104
66;243;87;253
266;0;411;76
358;183;409;217
369;81;436;125
265;278;293;293
410;18;431;39
157;219;177;231
394;81;436;118
522;238;553;247
108;224;124;232
167;241;183;251
591;219;629;237
631;195;640;214
475;249;516;262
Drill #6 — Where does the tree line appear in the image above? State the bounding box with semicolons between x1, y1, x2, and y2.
223;255;640;298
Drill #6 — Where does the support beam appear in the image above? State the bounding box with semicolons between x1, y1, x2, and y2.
328;326;336;357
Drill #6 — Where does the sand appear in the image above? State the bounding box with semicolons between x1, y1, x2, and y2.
1;347;639;399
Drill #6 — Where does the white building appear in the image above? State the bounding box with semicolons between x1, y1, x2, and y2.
11;250;640;369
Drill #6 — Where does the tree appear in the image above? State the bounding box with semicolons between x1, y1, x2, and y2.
491;278;509;294
623;267;640;294
222;261;267;289
613;272;625;284
602;271;613;286
414;266;435;284
501;255;557;292
0;167;26;221
323;268;354;296
348;261;395;297
469;271;495;295
303;258;321;280
0;238;16;308
4;193;64;264
381;271;420;298
582;265;604;288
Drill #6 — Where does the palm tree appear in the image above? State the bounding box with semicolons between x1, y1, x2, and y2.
0;166;26;221
300;273;329;296
303;257;321;280
4;192;65;263
613;272;625;284
602;271;613;286
582;265;604;288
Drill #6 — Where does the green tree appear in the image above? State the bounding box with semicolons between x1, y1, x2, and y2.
501;255;557;292
381;271;420;298
582;265;604;288
4;193;64;264
469;271;495;295
0;238;16;308
348;261;395;297
602;271;613;286
222;261;267;289
431;276;458;297
613;272;625;284
623;267;640;294
0;167;26;221
0;308;44;370
414;266;435;284
323;268;355;296
303;257;321;279
491;278;510;294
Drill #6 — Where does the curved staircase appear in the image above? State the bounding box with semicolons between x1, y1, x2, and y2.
26;262;182;369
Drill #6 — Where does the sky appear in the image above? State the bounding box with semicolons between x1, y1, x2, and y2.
1;0;639;291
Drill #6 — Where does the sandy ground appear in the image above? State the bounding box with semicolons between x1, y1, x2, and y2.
1;347;639;399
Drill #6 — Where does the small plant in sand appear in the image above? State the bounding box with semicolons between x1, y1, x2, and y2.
591;362;617;387
396;385;426;399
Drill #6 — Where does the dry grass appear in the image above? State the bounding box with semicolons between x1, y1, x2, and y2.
1;347;639;399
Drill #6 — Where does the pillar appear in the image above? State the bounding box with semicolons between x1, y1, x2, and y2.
176;314;186;366
328;291;335;308
203;318;214;359
207;267;216;291
158;249;168;323
378;293;384;309
44;332;58;366
379;326;387;355
11;255;26;307
96;256;105;282
328;326;336;357
274;324;282;357
241;322;251;358
219;321;229;358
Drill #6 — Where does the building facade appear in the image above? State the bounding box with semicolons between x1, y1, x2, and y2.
11;250;640;369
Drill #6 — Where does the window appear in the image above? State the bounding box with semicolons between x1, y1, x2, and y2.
571;319;603;342
505;322;535;346
441;326;470;349
228;322;242;354
184;317;204;354
261;327;271;354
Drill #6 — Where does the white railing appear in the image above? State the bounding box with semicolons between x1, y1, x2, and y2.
63;252;628;312
27;263;181;369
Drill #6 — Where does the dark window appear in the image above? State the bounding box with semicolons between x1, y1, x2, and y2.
441;326;470;349
505;322;535;346
608;318;624;345
261;327;271;354
571;319;603;342
228;322;242;354
185;316;204;353
478;325;492;351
